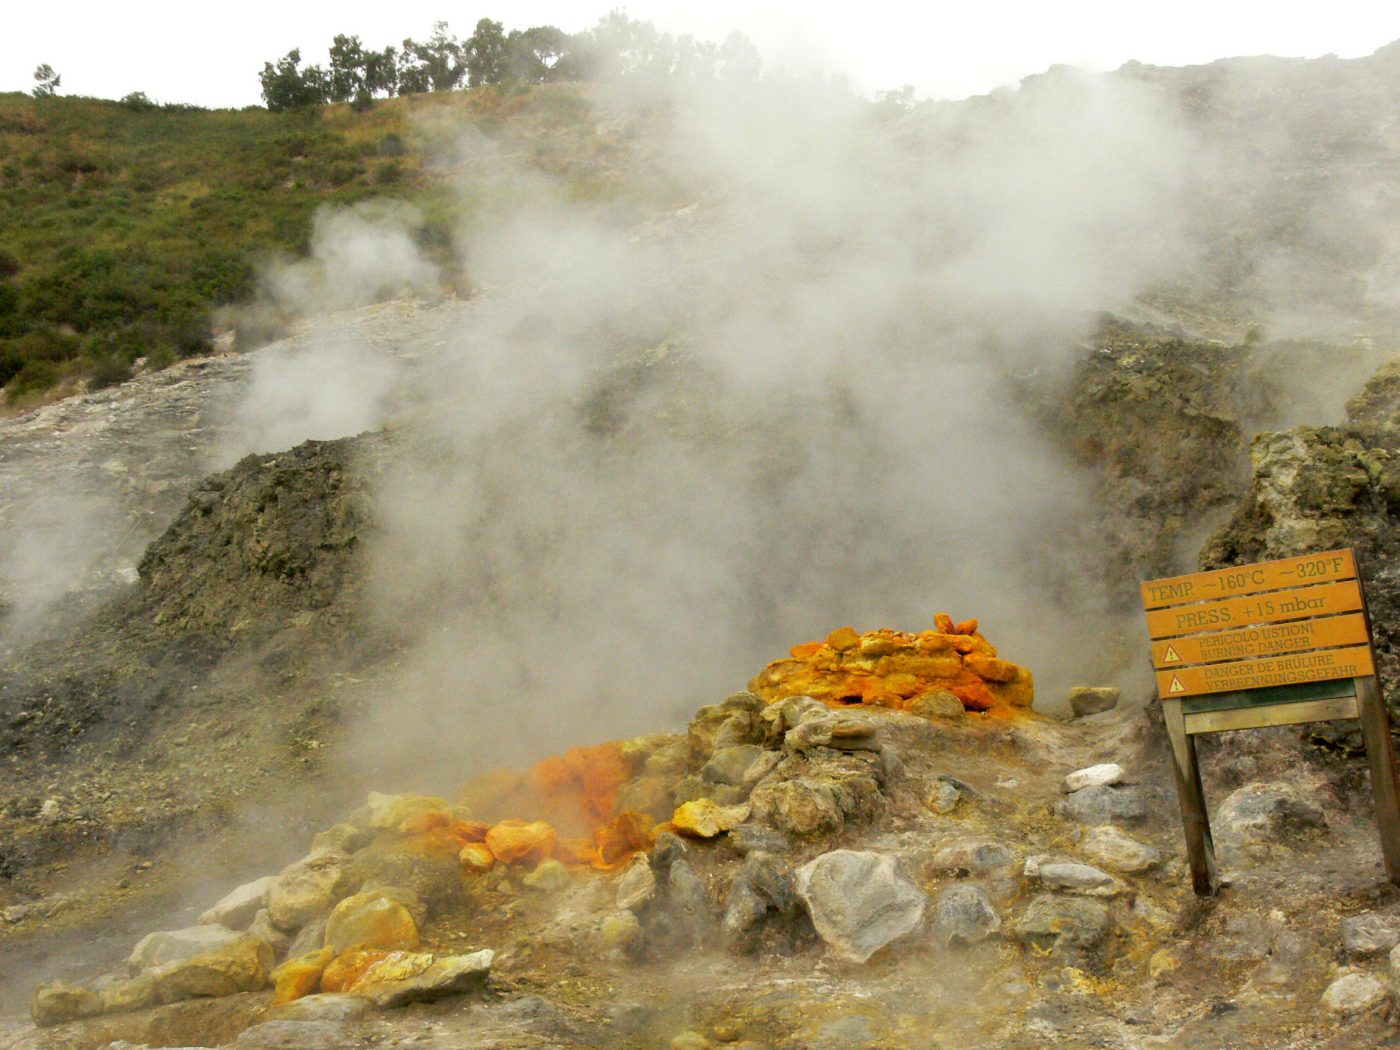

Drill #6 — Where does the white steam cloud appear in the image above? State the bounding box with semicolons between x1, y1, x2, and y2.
325;73;1203;786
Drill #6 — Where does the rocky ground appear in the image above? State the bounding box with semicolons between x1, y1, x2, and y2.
7;670;1400;1049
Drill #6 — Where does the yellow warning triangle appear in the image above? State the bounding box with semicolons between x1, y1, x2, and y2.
1163;645;1181;663
1168;676;1185;694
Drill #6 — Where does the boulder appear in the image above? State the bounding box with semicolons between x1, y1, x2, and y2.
1340;912;1400;958
31;983;103;1027
722;851;797;951
793;850;927;963
365;792;457;831
237;1019;350;1049
1017;894;1111;964
931;883;1001;945
929;840;1016;874
128;924;245;975
267;852;354;932
200;876;279;930
1024;857;1129;897
1081;826;1161;874
701;745;775;786
907;690;965;719
749;778;844;837
728;824;791;855
310;823;372;857
1069;687;1120;717
1217;782;1325;849
266;992;372;1023
672;799;751;839
1055;785;1148;826
522;859;571;891
615;857;657;912
149;935;274;1003
324;891;420;955
1321;971;1388;1014
484;820;558;865
1062;764;1124;793
350;949;494;1008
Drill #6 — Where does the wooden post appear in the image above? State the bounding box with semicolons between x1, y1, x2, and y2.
1354;674;1400;884
1161;696;1220;896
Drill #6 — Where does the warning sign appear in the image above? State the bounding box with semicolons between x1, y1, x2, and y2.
1148;612;1370;670
1154;645;1375;699
1141;550;1375;700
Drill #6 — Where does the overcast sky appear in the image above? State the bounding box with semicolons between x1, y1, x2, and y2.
4;2;1398;107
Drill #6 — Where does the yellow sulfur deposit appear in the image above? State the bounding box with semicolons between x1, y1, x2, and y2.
749;614;1033;715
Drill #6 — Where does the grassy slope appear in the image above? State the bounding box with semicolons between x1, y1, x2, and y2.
0;86;623;408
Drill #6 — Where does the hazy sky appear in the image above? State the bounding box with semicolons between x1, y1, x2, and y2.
4;2;1398;107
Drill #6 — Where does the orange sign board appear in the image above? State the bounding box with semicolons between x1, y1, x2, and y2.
1150;612;1371;670
1156;645;1375;698
1140;549;1356;610
1144;580;1364;640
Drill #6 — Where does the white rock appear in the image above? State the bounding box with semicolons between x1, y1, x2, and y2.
1024;856;1129;897
1082;826;1162;874
794;850;927;963
200;875;279;930
1062;764;1124;794
1321;971;1388;1014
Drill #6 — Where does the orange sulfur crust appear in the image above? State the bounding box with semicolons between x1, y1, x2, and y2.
749;614;1033;716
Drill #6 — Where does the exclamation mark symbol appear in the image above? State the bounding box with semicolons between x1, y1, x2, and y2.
1164;645;1181;664
1168;676;1185;694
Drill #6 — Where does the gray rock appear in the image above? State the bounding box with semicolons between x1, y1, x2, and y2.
760;695;828;734
728;824;791;855
1321;971;1388;1014
722;852;796;950
287;916;327;957
309;822;372;857
1062;764;1124;793
200;875;279;930
247;908;291;956
663;858;713;947
1055;785;1148;826
1217;782;1325;845
930;839;1016;874
1069;687;1120;717
355;948;494;1008
1341;912;1400;958
702;745;775;786
267;851;354;932
616;857;657;913
749;777;844;837
1018;894;1111;963
1025;857;1129;897
237;1020;348;1050
794;850;928;963
127;924;244;975
931;883;1001;945
266;992;371;1022
1081;826;1161;874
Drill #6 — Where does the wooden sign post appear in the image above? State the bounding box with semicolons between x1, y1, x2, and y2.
1140;548;1400;896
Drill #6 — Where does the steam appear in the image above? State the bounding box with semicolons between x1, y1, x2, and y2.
22;50;1386;787
320;72;1205;784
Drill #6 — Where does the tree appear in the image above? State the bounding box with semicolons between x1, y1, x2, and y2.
505;26;569;84
327;34;367;103
398;22;464;94
363;46;398;98
465;18;506;88
258;50;329;111
32;64;60;98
